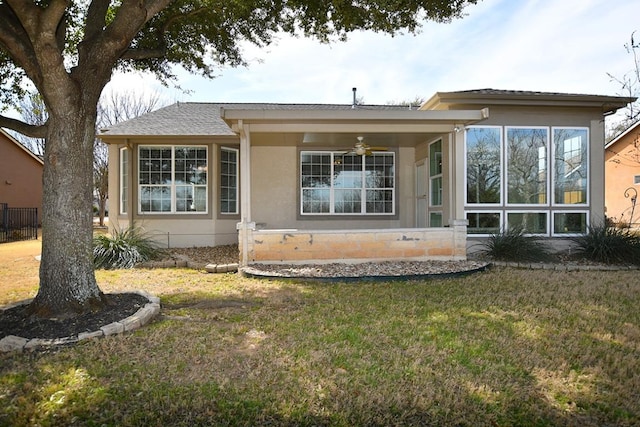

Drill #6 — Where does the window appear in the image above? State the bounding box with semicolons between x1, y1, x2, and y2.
430;212;443;227
138;146;207;214
634;175;640;185
506;127;548;205
220;147;238;214
553;128;588;205
464;126;590;236
429;139;443;207
466;127;501;204
467;212;501;235
300;151;395;215
553;212;587;235
507;212;548;235
120;147;128;214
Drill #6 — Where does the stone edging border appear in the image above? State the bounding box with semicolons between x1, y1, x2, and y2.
0;290;161;353
490;261;640;271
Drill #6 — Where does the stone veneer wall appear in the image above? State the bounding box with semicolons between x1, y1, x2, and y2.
239;220;467;264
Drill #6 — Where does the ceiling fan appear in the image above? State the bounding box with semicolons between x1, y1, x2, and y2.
342;136;388;156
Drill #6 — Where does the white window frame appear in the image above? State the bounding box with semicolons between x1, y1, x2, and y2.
119;147;128;215
300;151;396;216
505;126;550;207
466;211;503;236
464;126;503;207
551;210;589;237
429;211;443;227
429;138;443;208
506;210;549;236
552;127;589;206
137;145;208;215
220;147;239;215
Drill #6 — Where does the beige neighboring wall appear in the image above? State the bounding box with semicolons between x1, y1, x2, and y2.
0;130;44;220
605;123;640;226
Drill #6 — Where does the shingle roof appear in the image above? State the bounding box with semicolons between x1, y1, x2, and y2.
99;102;415;137
449;88;605;97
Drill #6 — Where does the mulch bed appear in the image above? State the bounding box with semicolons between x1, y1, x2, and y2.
0;293;149;340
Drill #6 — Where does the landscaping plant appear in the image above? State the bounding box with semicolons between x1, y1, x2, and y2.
93;225;160;269
480;227;551;262
572;222;640;265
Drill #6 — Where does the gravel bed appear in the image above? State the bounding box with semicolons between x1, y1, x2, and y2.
243;260;490;279
152;245;635;277
155;245;490;278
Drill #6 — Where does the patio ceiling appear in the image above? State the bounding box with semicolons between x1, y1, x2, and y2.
221;107;489;148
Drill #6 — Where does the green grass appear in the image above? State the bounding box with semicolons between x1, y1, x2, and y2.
2;267;640;426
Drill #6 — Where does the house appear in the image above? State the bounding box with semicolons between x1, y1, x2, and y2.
0;128;44;219
99;89;634;266
605;120;640;227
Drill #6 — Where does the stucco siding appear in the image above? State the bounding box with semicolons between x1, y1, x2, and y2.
605;127;640;226
249;145;417;230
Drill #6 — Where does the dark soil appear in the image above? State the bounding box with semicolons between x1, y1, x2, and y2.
0;293;150;340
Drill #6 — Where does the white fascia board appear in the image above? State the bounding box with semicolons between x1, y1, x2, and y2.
220;107;488;123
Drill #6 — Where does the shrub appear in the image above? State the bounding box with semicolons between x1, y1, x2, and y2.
480;227;551;262
93;226;160;269
572;223;640;265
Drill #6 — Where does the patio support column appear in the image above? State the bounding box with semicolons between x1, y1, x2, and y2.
590;119;605;222
125;139;134;228
237;121;254;267
451;128;466;222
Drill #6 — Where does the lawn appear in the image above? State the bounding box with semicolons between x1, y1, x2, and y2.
1;238;639;426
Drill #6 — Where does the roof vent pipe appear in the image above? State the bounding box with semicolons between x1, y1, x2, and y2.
352;87;357;109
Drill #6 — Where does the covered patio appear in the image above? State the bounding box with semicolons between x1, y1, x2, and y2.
221;106;489;266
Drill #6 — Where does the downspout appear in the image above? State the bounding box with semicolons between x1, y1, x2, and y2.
237;120;253;267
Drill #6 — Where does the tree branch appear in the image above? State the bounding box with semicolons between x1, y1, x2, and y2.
0;4;41;81
0;114;48;139
120;47;167;60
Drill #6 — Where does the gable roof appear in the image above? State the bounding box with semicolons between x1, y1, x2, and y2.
99;102;415;138
422;88;635;114
0;128;44;165
99;89;636;139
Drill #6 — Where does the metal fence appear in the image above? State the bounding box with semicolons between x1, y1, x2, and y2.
0;203;39;243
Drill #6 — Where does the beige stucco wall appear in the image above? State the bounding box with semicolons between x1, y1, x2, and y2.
105;139;239;248
248;144;418;230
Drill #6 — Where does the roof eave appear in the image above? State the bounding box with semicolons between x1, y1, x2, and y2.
423;91;636;115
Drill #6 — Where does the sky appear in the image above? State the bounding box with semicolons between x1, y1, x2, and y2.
106;0;640;107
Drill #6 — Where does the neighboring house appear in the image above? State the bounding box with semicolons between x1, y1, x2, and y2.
99;89;633;265
0;128;44;220
605;120;640;227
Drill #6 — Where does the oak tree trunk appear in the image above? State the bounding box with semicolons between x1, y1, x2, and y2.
29;103;106;319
